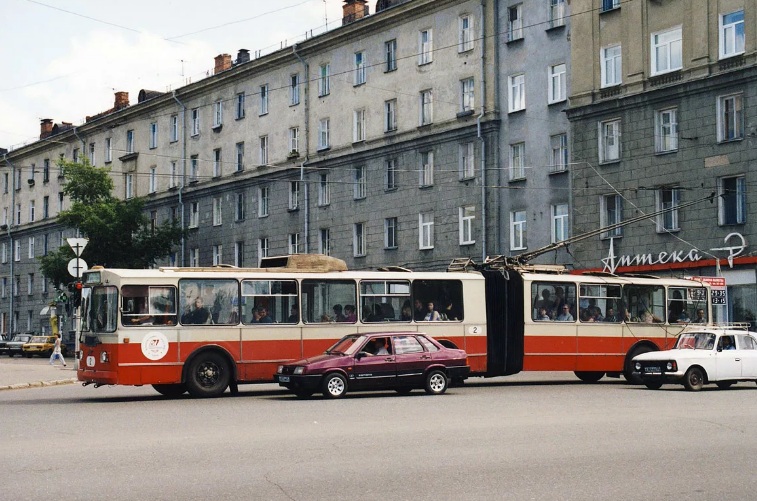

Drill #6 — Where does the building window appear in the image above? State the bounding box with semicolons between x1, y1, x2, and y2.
28;273;34;295
720;11;744;59
419;29;433;65
29;200;35;222
507;4;523;41
189;202;199;228
149;166;157;193
420;151;434;187
319;63;330;96
718;176;746;225
600;194;623;238
289;181;300;210
149;122;158;148
460;142;475;179
459;15;474;51
28;237;35;259
551;204;569;243
16;203;21;225
236;142;244;172
601;45;622;87
549;0;565;28
510;211;527;250
419;212;434;249
190;155;199;181
191;108;200;136
509;142;525;180
89;142;96;165
508;74;526;113
318;118;330;150
354;166;367;200
717;93;743;142
318;173;330;206
651;27;682;75
354;109;366;142
384;99;397;132
385;217;398;249
169;161;178;188
459;205;475;245
213;100;223;127
548;64;566;104
126;130;134;154
213;197;222;226
58;192;63;212
289;233;301;254
550;133;568;172
73;148;79;163
14;240;20;262
353;223;366;257
236;93;245;119
420;89;433;125
1;243;6;264
236;193;246;221
385;39;397;71
125;173;134;199
461;77;475;112
43;196;49;219
211;149;221;177
259;84;269;115
319;228;331;255
656;187;680;232
212;245;223;265
170;115;178;142
386;158;398;191
290;73;300;105
601;0;619;12
234;242;245;267
259;187;269;217
258;238;269;264
599;119;621;163
354;52;366;85
655;108;678;153
189;248;199;267
259;135;268;166
289;127;300;154
43;159;50;182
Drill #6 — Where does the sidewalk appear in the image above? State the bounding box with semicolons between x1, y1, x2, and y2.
0;357;78;390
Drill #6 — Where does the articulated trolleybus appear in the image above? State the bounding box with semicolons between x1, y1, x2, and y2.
77;254;712;397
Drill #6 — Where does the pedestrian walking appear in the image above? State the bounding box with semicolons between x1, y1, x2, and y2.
49;334;67;367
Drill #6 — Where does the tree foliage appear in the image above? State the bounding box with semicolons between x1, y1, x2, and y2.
39;157;183;287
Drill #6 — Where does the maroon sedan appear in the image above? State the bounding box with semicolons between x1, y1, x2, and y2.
274;332;469;398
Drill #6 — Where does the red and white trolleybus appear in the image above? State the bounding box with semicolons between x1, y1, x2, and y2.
76;254;712;397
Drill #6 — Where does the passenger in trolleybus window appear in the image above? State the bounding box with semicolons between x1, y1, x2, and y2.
181;297;212;324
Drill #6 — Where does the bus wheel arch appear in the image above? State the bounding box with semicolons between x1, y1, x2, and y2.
623;342;659;385
183;347;236;398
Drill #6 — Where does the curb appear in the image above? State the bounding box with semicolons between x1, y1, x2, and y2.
0;377;78;391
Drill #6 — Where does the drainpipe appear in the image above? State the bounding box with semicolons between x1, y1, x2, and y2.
293;44;310;253
172;91;187;265
3;153;15;335
477;0;488;262
72;127;87;241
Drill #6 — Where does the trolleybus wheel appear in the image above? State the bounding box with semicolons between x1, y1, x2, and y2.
424;370;448;395
152;384;187;398
624;346;655;385
322;372;347;399
574;371;604;383
186;352;230;398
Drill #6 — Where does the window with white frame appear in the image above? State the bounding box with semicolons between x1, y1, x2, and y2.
28;237;35;259
15;203;21;225
14;240;20;261
288;127;299;154
290;73;300;105
651;27;682;75
385;217;398;249
420;89;433;125
89;142;96;165
550;133;568;172
459;205;475;245
43;159;50;182
655;108;678;152
601;0;619;11
551;204;569;243
508;4;523;41
460;142;475;179
259;135;268;166
1;243;5;263
190;155;199;181
354;51;366;85
717;93;743;142
718;175;746;225
126;130;134;153
599;119;621;162
149;166;157;193
27;274;34;294
386;158;398;191
170;115;178;142
319;63;330;96
289;233;301;254
146;122;156;149
319;173;330;206
509;142;525;180
508;74;525;112
29;201;35;222
236;142;244;171
319;229;331;255
259;84;269;115
236;193;246;221
420;151;434;187
258;238;269;263
600;194;622;238
212;245;223;266
213;197;222;226
461;77;475;112
125;173;134;199
720;11;745;59
289;181;300;210
189;202;199;228
169;161;178;188
549;0;565;28
318;118;330;150
510;211;527;250
601;45;622;87
385;99;397;132
354;109;366;142
213;100;223;127
213;149;222;177
236;93;245;119
385;39;397;71
419;212;434;249
353;223;366;256
459;15;474;52
354;166;366;199
419;29;433;64
548;63;566;103
234;241;244;267
655;187;680;232
191;108;200;136
189;248;199;267
258;187;269;217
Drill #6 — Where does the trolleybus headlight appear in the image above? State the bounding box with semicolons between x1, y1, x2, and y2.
634;362;641;371
277;365;283;374
294;366;305;375
100;352;109;363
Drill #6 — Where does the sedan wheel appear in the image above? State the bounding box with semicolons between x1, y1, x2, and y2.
574;371;604;383
683;367;704;391
716;381;734;390
424;370;448;395
322;373;347;399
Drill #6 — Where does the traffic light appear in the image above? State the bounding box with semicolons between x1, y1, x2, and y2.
67;281;83;308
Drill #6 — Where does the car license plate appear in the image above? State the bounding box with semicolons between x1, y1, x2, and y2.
279;376;290;383
644;366;660;373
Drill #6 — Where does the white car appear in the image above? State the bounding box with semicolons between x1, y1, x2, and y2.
632;328;757;391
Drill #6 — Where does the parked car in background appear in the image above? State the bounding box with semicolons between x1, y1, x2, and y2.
7;333;34;357
22;335;63;358
0;334;8;356
274;332;469;399
633;327;757;391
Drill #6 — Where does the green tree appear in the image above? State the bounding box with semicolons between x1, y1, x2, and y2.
39;157;183;288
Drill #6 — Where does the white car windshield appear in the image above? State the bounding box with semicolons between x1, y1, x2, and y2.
676;332;716;350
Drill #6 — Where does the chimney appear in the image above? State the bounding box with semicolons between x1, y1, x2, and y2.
214;54;232;74
236;49;250;65
114;91;129;110
40;118;54;139
342;0;369;25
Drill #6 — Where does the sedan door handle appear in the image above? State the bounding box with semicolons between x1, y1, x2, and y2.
384;357;394;362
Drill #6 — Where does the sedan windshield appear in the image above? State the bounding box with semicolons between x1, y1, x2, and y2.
326;335;365;355
29;337;48;343
676;332;716;350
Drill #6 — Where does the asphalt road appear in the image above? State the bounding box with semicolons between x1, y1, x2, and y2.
3;373;757;501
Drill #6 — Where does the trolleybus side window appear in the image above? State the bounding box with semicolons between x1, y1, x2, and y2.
411;280;464;321
623;285;664;323
531;282;577;321
121;285;177;326
360;280;410;322
301;279;357;323
578;284;622;323
241;279;298;324
83;286;117;333
179;279;239;325
667;286;707;324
